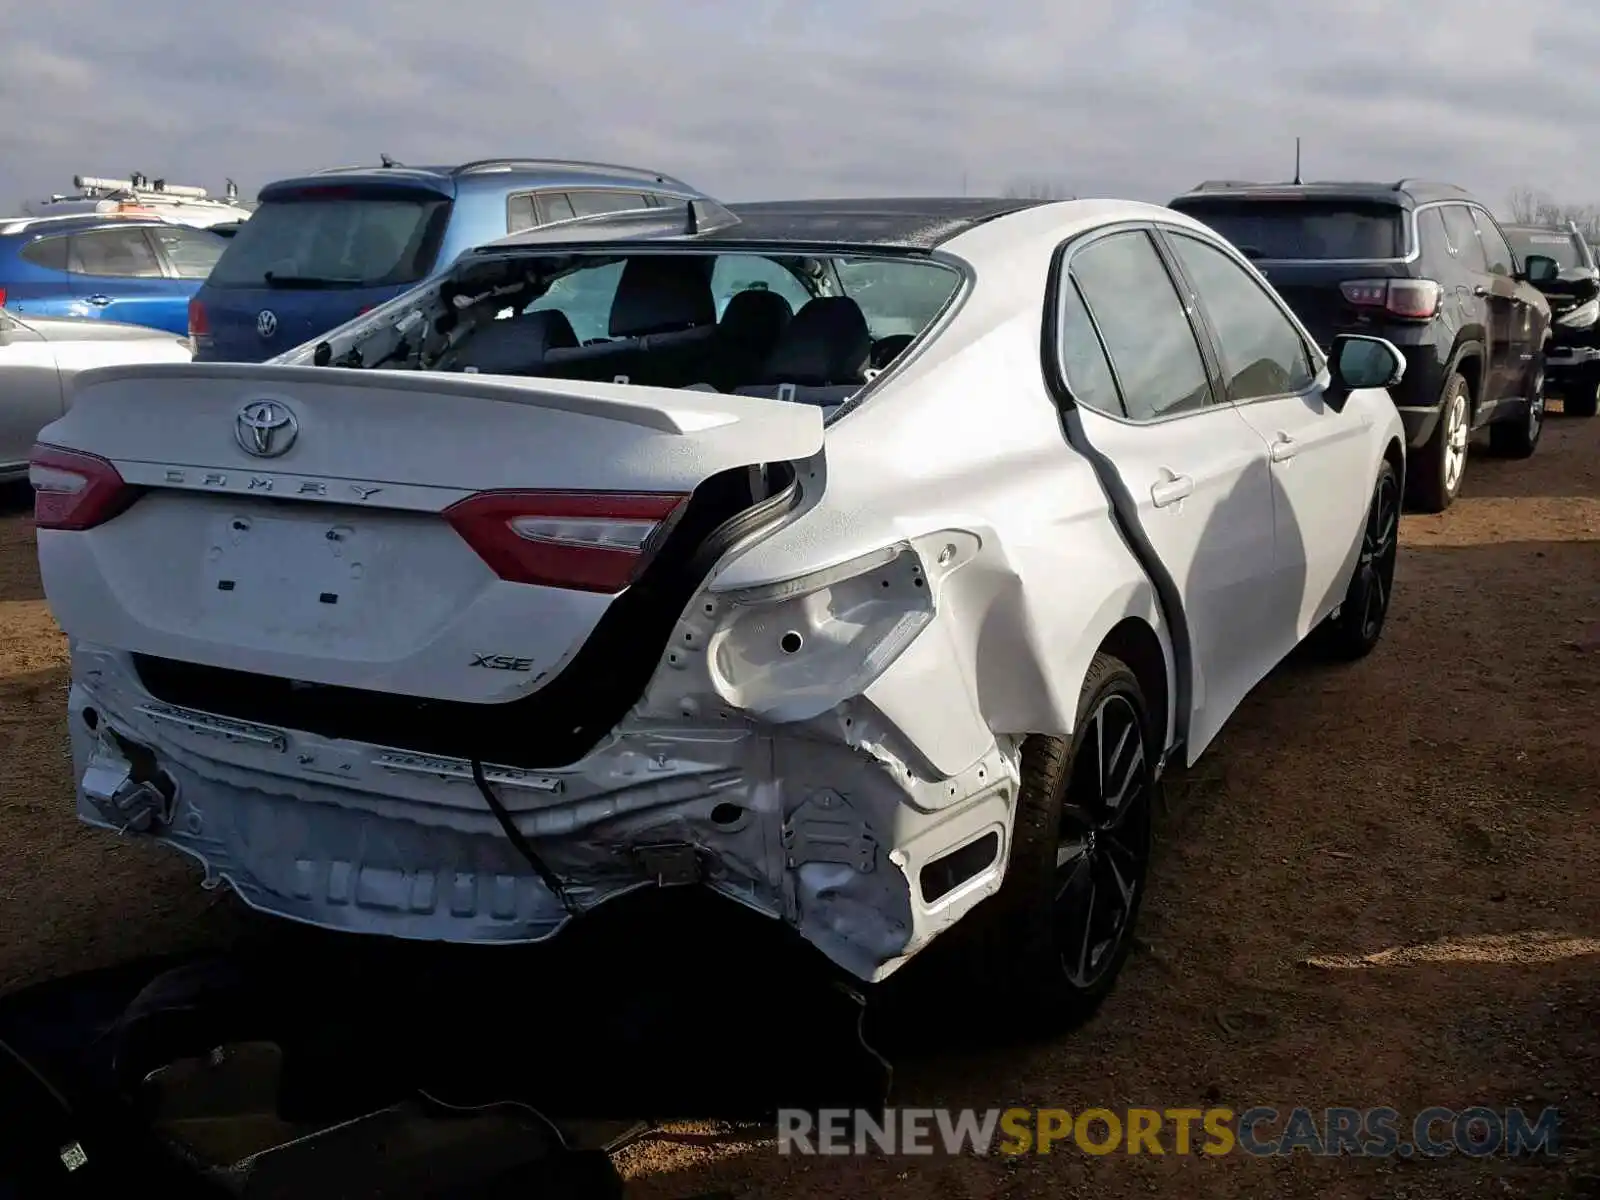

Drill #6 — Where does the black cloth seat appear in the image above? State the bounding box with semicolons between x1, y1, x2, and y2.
734;295;873;407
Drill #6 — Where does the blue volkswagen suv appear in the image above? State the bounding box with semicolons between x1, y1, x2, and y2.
189;158;711;362
0;214;227;335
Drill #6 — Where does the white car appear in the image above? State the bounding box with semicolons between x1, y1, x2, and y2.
1;310;191;483
30;197;1406;1020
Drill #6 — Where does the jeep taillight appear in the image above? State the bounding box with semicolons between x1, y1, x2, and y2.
187;296;210;354
29;444;140;531
1341;278;1442;320
443;490;690;593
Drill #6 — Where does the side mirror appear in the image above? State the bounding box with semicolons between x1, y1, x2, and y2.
1520;254;1560;285
1325;334;1406;411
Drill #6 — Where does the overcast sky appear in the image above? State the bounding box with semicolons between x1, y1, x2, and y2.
3;0;1598;216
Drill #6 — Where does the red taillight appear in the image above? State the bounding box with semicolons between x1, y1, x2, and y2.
0;286;7;307
28;444;139;531
443;490;690;593
187;296;209;336
1340;278;1441;320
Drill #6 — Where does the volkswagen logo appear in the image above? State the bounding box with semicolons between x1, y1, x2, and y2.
256;309;278;339
235;400;298;458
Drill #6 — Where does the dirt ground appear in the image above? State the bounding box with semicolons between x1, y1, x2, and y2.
2;414;1598;1199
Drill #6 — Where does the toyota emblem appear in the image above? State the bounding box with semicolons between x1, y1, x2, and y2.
256;309;278;339
235;400;299;458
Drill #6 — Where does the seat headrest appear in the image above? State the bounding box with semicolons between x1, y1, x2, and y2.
455;309;579;373
719;288;793;345
609;256;716;338
759;296;872;386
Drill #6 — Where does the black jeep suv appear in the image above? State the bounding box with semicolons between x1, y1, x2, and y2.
1169;180;1556;511
1501;221;1600;417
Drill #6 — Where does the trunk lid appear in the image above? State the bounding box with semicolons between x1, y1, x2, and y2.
36;364;823;710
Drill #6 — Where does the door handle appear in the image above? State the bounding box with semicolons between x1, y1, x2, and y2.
1269;433;1299;462
1150;469;1194;508
85;294;111;306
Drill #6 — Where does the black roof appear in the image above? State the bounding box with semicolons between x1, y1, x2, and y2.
704;197;1050;249
1171;179;1477;208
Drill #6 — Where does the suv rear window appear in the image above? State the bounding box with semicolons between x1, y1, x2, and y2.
1172;199;1407;260
1503;228;1585;270
206;194;450;289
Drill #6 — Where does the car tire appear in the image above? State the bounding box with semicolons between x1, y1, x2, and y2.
944;653;1156;1029
1489;352;1545;458
1568;365;1600;417
1317;458;1401;662
1409;371;1471;513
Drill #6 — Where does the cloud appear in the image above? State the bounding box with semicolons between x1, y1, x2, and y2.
3;0;1600;214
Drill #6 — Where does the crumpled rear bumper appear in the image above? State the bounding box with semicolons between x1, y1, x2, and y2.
67;644;1017;983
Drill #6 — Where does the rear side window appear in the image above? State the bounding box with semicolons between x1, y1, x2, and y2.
566;191;654;218
206;193;450;288
150;225;226;279
1057;277;1125;416
1174;199;1406;260
538;193;578;223
1440;205;1488;272
506;193;538;234
69;229;163;277
1070;230;1213;421
18;236;69;271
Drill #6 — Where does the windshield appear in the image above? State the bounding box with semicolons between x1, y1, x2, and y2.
206;194;450;288
1503;227;1584;270
277;249;963;404
1172;199;1407;260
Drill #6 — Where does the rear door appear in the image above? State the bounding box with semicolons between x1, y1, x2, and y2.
1056;226;1280;759
1440;204;1512;410
195;184;452;363
1472;208;1540;403
66;227;187;333
1160;226;1374;641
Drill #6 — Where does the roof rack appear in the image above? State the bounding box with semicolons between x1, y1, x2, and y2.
482;197;740;250
450;158;694;188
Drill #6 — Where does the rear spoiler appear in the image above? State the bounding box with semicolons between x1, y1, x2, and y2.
482;198;741;251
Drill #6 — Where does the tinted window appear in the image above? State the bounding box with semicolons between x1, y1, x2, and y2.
1417;207;1454;266
539;193;577;224
1503;227;1584;270
1070;230;1213;420
206;195;449;288
1472;211;1514;276
151;225;226;279
1172;199;1405;260
69;229;163;277
523;259;626;342
1441;205;1488;271
506;193;537;233
835;258;961;338
18;236;69;271
710;255;812;317
566;190;653;218
1057;277;1124;416
1168;233;1314;401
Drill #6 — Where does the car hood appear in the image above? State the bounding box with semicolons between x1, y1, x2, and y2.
19;313;187;346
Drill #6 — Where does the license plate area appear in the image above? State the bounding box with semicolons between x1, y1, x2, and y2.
203;512;373;632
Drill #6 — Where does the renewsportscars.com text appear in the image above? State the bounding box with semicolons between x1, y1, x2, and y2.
777;1106;1562;1158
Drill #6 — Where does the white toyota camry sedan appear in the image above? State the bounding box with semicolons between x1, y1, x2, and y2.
30;195;1406;1022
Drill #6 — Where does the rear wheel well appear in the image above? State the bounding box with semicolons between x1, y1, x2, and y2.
1099;618;1169;753
1453;351;1481;403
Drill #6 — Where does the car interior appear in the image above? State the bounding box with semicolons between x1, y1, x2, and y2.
432;253;943;405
